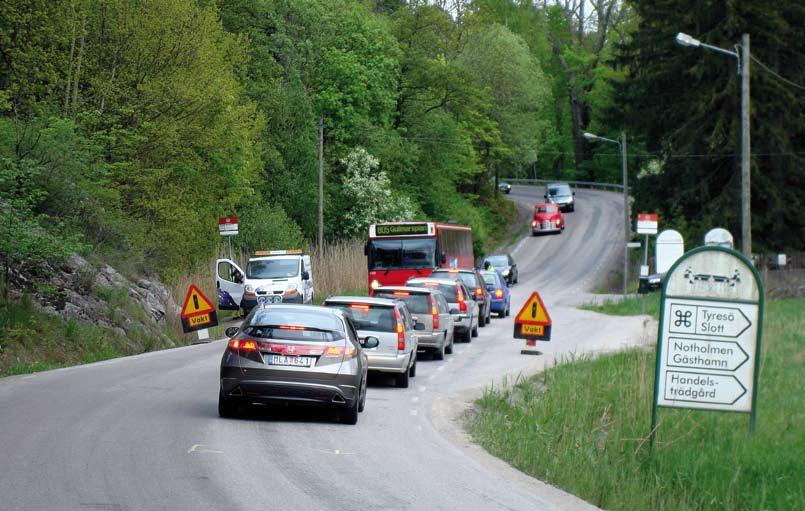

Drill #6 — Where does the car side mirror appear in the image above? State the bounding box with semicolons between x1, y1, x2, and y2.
414;322;426;331
225;327;239;338
449;308;459;315
301;270;310;281
362;336;380;349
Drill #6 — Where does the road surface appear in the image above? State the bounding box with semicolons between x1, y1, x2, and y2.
0;187;648;511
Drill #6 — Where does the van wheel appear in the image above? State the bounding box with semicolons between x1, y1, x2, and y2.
396;368;410;388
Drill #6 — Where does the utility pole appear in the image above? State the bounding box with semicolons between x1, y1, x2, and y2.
740;34;751;258
622;131;629;295
318;117;324;250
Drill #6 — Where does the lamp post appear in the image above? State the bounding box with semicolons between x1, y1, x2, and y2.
676;32;751;258
584;131;630;295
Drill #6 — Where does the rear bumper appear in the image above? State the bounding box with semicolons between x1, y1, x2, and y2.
452;314;471;332
220;377;358;408
490;299;507;312
367;352;411;373
416;331;445;349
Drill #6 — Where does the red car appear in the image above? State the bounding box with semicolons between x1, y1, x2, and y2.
532;203;564;235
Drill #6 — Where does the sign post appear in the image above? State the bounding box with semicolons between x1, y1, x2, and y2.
651;246;764;447
513;292;552;355
218;216;239;260
636;214;659;311
180;284;219;338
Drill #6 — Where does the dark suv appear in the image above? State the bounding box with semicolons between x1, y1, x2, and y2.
482;253;518;286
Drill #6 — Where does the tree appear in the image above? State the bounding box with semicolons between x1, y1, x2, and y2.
615;0;804;251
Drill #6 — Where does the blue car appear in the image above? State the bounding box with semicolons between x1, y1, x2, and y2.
479;270;511;318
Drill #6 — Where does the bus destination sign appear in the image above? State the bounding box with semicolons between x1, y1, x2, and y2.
374;223;432;237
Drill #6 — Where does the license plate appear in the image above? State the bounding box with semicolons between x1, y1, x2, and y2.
267;355;314;367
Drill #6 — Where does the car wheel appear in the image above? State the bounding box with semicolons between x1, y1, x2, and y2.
218;390;237;418
478;310;486;327
341;401;359;425
498;310;505;318
396;368;410;388
445;332;454;354
357;383;366;413
505;305;511;317
471;322;479;338
409;357;417;377
434;339;445;360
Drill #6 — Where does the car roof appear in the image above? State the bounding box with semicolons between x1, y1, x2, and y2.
547;182;571;187
407;277;462;286
487;253;511;258
431;268;477;275
325;296;399;307
373;286;434;295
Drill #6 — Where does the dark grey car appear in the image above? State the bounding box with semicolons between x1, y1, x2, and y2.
482;253;518;285
545;182;576;212
219;304;378;424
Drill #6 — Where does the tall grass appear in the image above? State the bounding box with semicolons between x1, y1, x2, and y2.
468;298;804;510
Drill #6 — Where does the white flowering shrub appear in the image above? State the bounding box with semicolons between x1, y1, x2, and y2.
340;147;418;237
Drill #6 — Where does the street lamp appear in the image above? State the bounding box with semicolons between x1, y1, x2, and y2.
585;131;630;295
675;32;751;258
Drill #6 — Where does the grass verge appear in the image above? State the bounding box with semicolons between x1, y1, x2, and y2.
579;293;660;319
467;297;804;510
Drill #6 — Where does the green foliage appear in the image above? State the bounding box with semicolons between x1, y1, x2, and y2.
470;298;804;510
615;0;804;251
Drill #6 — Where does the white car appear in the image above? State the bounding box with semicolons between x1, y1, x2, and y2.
217;250;314;314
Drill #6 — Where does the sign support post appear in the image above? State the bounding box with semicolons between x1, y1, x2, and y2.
650;245;764;449
218;217;239;261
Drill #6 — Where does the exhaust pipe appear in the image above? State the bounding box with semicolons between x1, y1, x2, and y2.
230;386;243;397
331;394;346;404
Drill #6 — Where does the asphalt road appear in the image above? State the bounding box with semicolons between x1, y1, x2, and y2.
0;187;649;511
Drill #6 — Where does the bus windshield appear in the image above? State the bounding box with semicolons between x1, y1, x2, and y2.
368;238;437;270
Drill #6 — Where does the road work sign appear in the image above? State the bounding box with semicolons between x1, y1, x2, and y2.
651;246;764;442
513;292;552;341
180;284;218;334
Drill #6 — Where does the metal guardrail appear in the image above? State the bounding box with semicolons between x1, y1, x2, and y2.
505;178;624;192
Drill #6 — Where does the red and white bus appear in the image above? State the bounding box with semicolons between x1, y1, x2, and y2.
366;221;474;290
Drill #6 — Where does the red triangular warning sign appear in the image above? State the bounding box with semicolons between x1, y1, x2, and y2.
514;292;552;326
180;284;215;318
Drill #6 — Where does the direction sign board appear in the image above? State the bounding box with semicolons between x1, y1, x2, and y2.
180;284;218;333
704;227;733;248
218;216;239;236
513;292;552;341
636;213;658;235
652;246;763;425
656;229;684;274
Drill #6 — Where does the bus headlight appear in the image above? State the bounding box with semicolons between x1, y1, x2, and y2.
370;280;381;289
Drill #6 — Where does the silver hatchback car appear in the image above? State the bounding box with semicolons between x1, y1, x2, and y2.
324;296;419;388
372;286;455;360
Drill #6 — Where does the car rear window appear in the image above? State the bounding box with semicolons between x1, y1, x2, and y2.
326;303;396;332
251;308;342;331
373;293;429;314
431;270;478;289
480;272;497;286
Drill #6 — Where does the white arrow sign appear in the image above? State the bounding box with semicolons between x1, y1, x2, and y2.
668;303;751;338
666;338;749;372
662;371;747;406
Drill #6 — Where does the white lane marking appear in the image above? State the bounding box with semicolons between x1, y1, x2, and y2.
410;409;418;416
411;396;420;403
187;444;223;454
418;386;427;392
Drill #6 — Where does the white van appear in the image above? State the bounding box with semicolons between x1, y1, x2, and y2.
217;250;314;314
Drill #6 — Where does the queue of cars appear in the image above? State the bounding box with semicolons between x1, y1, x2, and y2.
218;253;519;425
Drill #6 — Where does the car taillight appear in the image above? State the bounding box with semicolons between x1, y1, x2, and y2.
457;287;467;312
474;287;483;297
322;345;357;359
229;339;257;351
394;307;405;351
429;295;439;329
495;289;504;299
